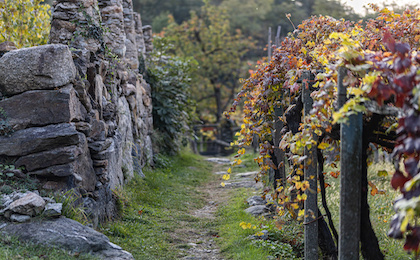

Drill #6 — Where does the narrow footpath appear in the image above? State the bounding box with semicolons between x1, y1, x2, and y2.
178;157;262;260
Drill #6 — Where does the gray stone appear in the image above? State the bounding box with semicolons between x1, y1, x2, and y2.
74;122;92;136
132;141;145;178
42;197;56;204
89;119;107;141
8;192;46;216
106;136;124;189
205;158;231;164
0;217;134;259
73;78;93;112
134;13;146;55
43;203;62;217
0;123;80;156
117;97;134;180
238;171;258;178
30;163;78;177
144;135;153;166
15;145;82;172
1;191;32;209
42;181;67;190
94;75;104;115
244;205;269;216
247;196;266;206
88;138;113;154
10;214;31;223
0;85;87;131
30;134;96;192
0;44;76;96
49;1;102;52
100;0;126;58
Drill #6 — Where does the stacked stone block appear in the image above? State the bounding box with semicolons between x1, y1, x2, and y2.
0;0;154;225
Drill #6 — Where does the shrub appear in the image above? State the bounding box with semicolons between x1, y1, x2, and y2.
145;36;197;154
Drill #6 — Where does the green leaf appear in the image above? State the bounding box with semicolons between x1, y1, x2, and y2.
377;170;388;177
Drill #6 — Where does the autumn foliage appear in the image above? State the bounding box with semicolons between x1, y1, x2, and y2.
0;0;51;48
228;6;420;255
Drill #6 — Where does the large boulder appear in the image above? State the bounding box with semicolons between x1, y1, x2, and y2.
0;85;87;131
0;123;80;156
0;217;134;259
0;44;76;96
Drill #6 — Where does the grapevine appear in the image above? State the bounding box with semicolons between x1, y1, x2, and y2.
228;7;420;257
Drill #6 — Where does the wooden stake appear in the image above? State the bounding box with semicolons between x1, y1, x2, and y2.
302;71;318;260
338;66;362;259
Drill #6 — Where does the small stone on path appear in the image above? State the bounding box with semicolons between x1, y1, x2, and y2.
245;205;269;216
205;158;231;164
247;196;266;206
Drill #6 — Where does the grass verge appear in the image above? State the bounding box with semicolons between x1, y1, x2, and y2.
323;160;410;259
99;150;213;259
215;188;303;259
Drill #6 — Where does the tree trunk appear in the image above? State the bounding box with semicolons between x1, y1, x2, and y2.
360;116;384;260
214;85;222;123
318;208;338;260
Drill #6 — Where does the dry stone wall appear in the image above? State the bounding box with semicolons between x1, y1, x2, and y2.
0;0;154;225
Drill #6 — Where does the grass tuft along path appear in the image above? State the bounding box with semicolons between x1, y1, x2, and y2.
99;150;279;259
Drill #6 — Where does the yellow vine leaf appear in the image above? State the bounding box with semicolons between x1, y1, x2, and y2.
298;209;305;217
222;174;230;180
349;87;364;96
318;142;329;150
220;182;225;187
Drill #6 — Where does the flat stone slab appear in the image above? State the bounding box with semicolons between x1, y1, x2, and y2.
0;85;87;131
0;217;134;259
0;44;76;96
247;196;266;206
205;158;231;164
245;205;269;216
0;123;80;156
237;171;258;178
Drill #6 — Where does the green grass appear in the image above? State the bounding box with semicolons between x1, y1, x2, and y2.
323;160;410;259
0;234;99;260
215;188;303;259
98;150;213;260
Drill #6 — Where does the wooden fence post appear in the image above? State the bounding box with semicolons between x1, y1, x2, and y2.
302;71;318;260
268;27;272;60
273;105;286;187
338;67;362;259
275;26;281;46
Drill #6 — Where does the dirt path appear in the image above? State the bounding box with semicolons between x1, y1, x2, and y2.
177;157;262;260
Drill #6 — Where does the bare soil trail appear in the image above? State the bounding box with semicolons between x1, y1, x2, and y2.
173;157;261;260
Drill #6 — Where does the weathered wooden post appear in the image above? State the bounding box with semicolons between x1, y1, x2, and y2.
273;105;286;187
275;26;281;46
268;27;272;60
302;71;318;260
338;67;362;259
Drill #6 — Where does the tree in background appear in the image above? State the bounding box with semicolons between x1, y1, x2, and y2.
0;0;51;48
162;0;254;123
133;0;203;32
